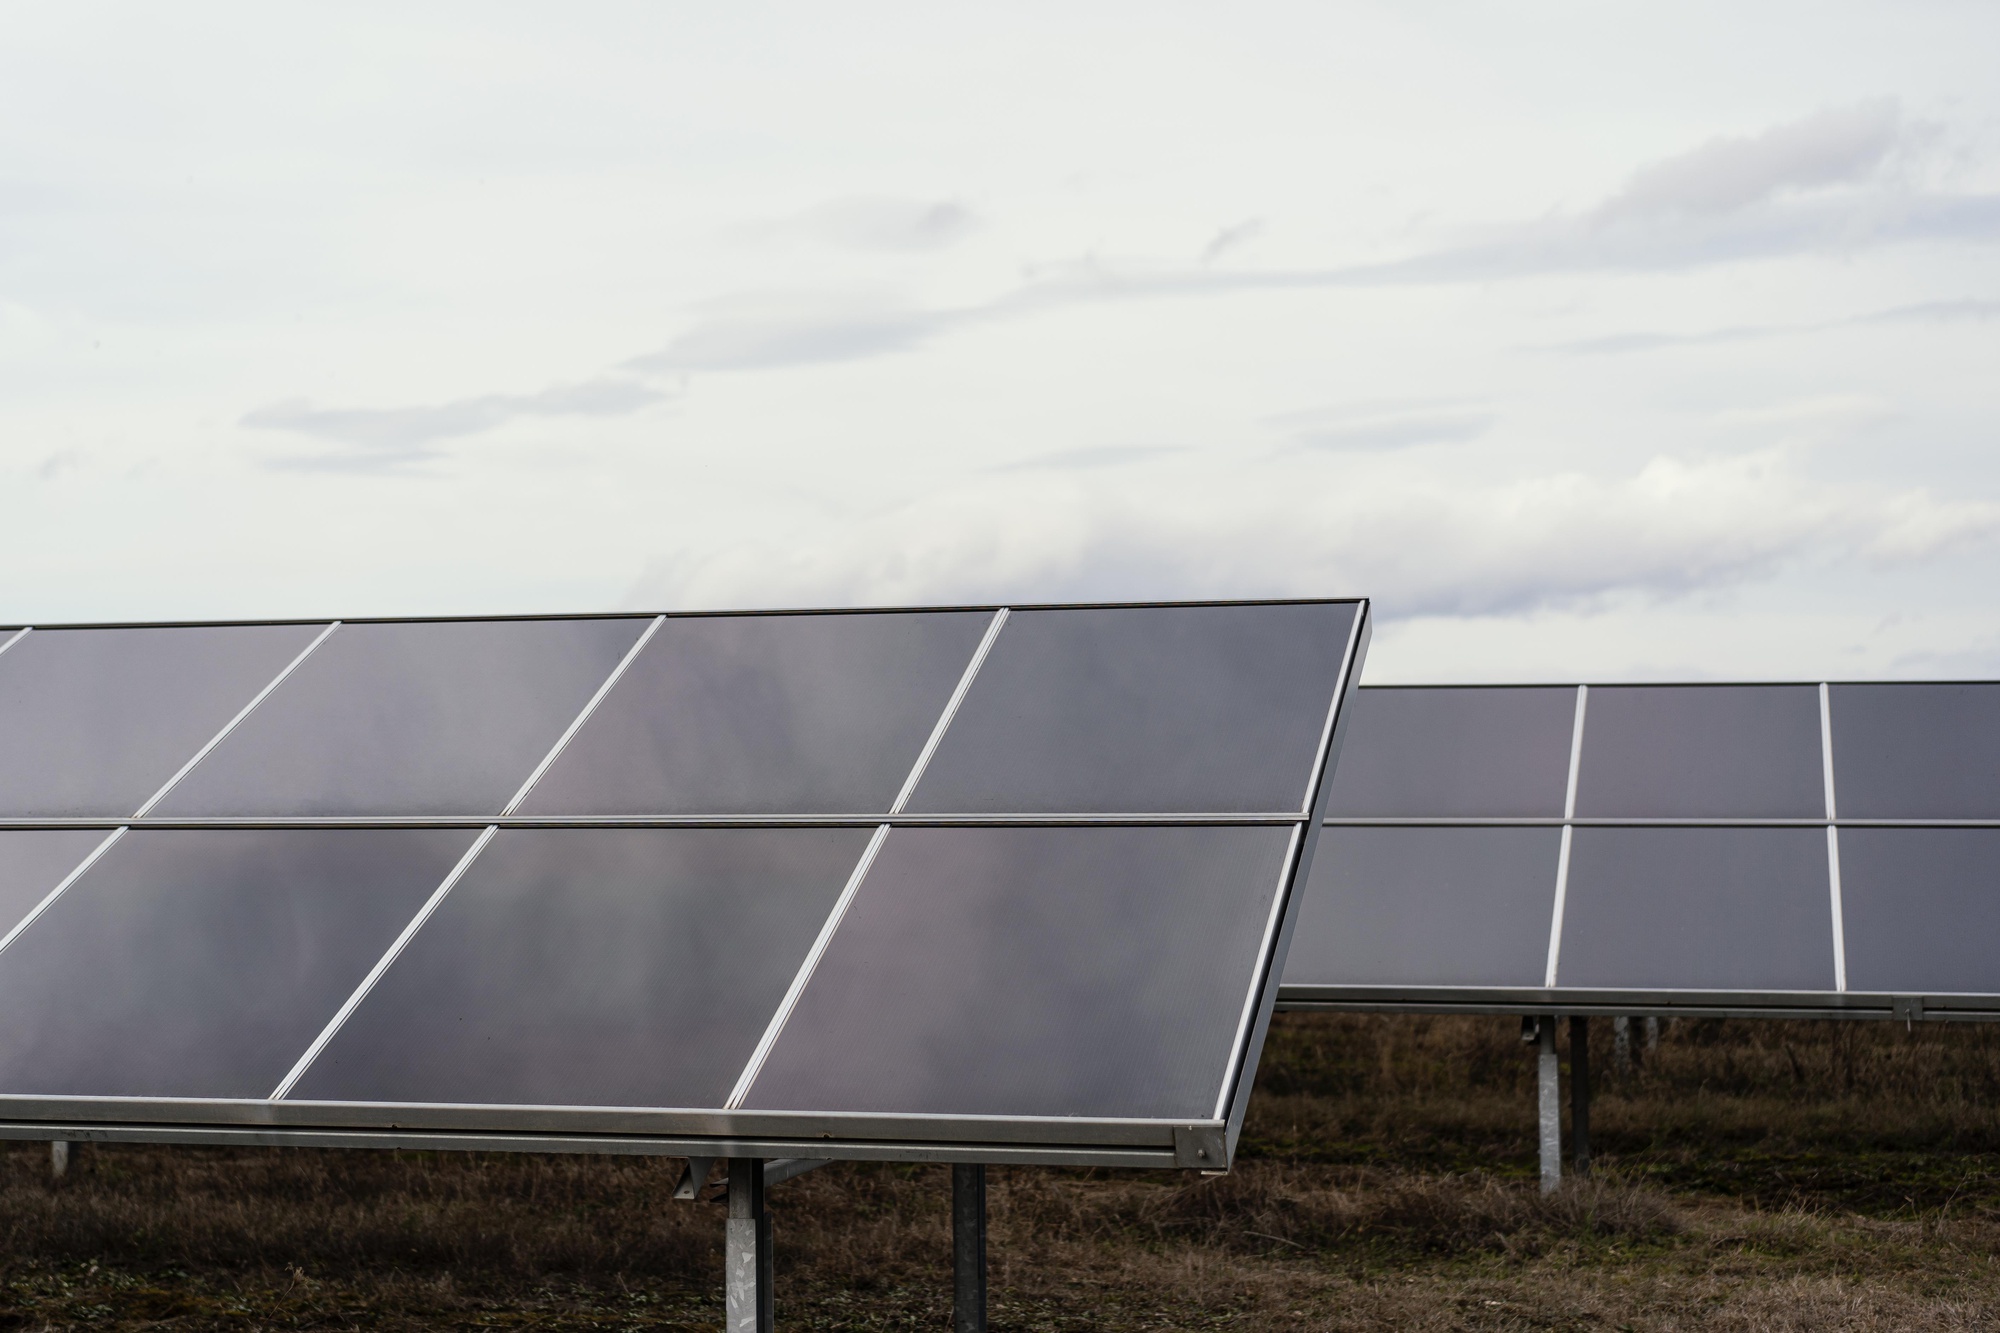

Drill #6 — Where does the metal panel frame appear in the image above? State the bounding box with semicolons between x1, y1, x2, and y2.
0;598;1369;1167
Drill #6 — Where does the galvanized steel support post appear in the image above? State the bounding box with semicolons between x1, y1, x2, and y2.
50;1140;69;1179
1537;1017;1561;1194
953;1164;987;1333
727;1158;773;1333
1570;1016;1591;1176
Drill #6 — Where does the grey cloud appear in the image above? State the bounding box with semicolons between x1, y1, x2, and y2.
1201;219;1265;264
244;376;670;468
991;445;1190;472
741;197;980;254
1282;409;1495;452
1543;297;2000;355
1596;100;1905;221
628;295;966;373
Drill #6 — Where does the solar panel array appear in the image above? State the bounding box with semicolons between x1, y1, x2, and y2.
0;601;1366;1167
1282;682;2000;1017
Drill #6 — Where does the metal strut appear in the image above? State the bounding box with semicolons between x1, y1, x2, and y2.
953;1164;988;1333
1535;1016;1561;1194
727;1158;773;1333
1570;1015;1591;1176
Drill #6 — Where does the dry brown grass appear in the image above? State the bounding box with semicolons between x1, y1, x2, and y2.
5;1014;2000;1329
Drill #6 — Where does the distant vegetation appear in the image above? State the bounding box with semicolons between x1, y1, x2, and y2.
5;1014;1999;1329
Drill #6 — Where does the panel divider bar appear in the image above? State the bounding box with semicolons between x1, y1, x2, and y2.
1820;683;1846;991
0;827;127;961
132;621;342;818
1563;685;1588;822
502;614;666;815
0;627;30;659
891;608;1008;815
269;825;499;1100
725;824;891;1110
1212;822;1304;1121
1545;686;1588;989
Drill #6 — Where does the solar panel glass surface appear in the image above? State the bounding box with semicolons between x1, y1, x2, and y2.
1830;684;2000;820
1323;687;1576;818
1556;827;1834;991
0;829;474;1099
290;827;872;1108
0;624;325;816
1838;828;2000;994
1286;826;1561;987
905;603;1355;813
741;824;1294;1120
517;612;989;815
154;619;645;816
1573;685;1825;819
0;829;113;937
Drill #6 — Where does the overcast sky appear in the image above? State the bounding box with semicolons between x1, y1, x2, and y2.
5;2;1997;681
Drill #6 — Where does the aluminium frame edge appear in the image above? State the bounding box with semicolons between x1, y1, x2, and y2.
1213;600;1372;1164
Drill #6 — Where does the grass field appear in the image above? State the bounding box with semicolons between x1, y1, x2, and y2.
6;1013;2000;1330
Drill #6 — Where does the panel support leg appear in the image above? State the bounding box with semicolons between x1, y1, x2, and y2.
1537;1017;1561;1194
50;1140;69;1180
953;1164;987;1333
1613;1015;1632;1073
1570;1016;1591;1176
727;1158;772;1333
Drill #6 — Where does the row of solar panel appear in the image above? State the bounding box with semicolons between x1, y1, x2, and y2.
1322;683;2000;820
0;822;1290;1120
0;605;1355;818
1284;824;1997;996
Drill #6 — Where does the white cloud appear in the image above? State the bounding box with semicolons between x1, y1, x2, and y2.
627;447;2000;621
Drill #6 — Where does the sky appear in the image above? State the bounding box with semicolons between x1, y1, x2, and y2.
4;1;1998;682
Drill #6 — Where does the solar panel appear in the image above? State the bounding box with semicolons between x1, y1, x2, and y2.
0;600;1366;1169
152;618;647;817
1556;827;1835;992
518;612;991;815
740;824;1295;1120
1572;684;1824;819
1283;680;2000;1020
0;830;115;934
905;604;1352;813
1323;686;1575;818
0;828;475;1098
1839;828;2000;994
291;827;875;1108
1290;827;1560;987
0;624;326;816
1829;684;2000;819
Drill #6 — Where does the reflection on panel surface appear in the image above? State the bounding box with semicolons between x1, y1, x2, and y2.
1831;684;2000;820
907;603;1355;813
519;612;988;816
155;619;645;816
292;827;871;1109
0;829;473;1099
1840;829;2000;994
1558;827;1834;991
0;625;325;816
1324;687;1576;818
744;824;1293;1120
1574;685;1824;819
0;830;112;940
1287;827;1561;987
